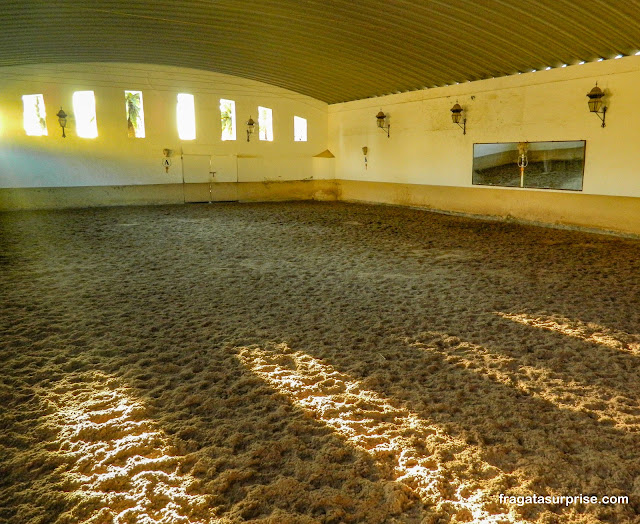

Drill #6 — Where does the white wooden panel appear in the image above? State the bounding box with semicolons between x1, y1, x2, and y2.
182;155;212;184
211;155;238;183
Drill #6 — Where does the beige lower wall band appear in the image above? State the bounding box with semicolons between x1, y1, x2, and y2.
0;180;341;211
339;180;640;237
1;180;638;237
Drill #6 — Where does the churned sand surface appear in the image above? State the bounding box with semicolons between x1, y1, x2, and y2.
1;201;639;523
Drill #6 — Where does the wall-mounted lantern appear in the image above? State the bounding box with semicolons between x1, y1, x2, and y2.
376;110;390;137
362;146;368;170
246;116;256;141
587;83;607;127
56;107;67;138
450;102;466;134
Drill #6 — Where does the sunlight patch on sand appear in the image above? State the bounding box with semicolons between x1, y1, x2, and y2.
495;312;640;353
54;372;211;523
405;333;640;429
236;343;522;524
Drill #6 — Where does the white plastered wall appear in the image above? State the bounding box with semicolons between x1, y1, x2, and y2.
328;55;640;198
2;57;640;234
0;63;331;190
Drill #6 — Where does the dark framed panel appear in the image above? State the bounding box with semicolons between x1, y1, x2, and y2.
473;141;586;191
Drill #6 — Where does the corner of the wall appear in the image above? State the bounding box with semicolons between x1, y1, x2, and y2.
312;179;341;201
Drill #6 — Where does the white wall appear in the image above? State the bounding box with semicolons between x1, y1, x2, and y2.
3;55;640;232
0;63;330;189
329;55;640;198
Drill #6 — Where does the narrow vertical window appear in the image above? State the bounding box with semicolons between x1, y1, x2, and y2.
220;99;236;141
294;116;307;142
22;94;48;136
258;106;273;141
177;93;196;140
125;90;145;138
73;91;98;138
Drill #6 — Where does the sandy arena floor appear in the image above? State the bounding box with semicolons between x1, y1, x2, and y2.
1;201;639;524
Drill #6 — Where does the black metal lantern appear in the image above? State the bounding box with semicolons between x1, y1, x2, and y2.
586;84;607;127
56;107;67;138
246;116;255;142
376;110;390;137
450;102;466;134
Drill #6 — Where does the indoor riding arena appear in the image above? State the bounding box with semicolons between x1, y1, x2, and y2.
1;2;640;524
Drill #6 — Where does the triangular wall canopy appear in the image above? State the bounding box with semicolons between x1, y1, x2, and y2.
313;150;335;158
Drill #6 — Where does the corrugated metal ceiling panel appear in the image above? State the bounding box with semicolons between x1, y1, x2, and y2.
1;0;639;103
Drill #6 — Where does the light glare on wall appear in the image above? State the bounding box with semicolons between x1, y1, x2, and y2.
177;93;196;140
294;116;307;142
258;106;273;141
73;91;98;138
22;94;48;136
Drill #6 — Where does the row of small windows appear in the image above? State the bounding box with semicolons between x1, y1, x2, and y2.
22;92;308;142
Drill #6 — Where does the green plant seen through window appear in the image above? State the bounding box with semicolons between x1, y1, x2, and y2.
125;91;145;138
220;99;235;140
35;96;46;131
22;94;48;136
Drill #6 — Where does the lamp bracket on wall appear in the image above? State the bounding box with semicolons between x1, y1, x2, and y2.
376;110;390;137
587;83;607;128
246;116;256;141
56;107;67;138
594;106;607;127
450;102;466;134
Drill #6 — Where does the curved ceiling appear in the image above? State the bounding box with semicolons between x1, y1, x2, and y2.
2;0;640;103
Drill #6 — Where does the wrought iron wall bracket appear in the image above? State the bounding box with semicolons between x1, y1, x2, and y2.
595;106;607;128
